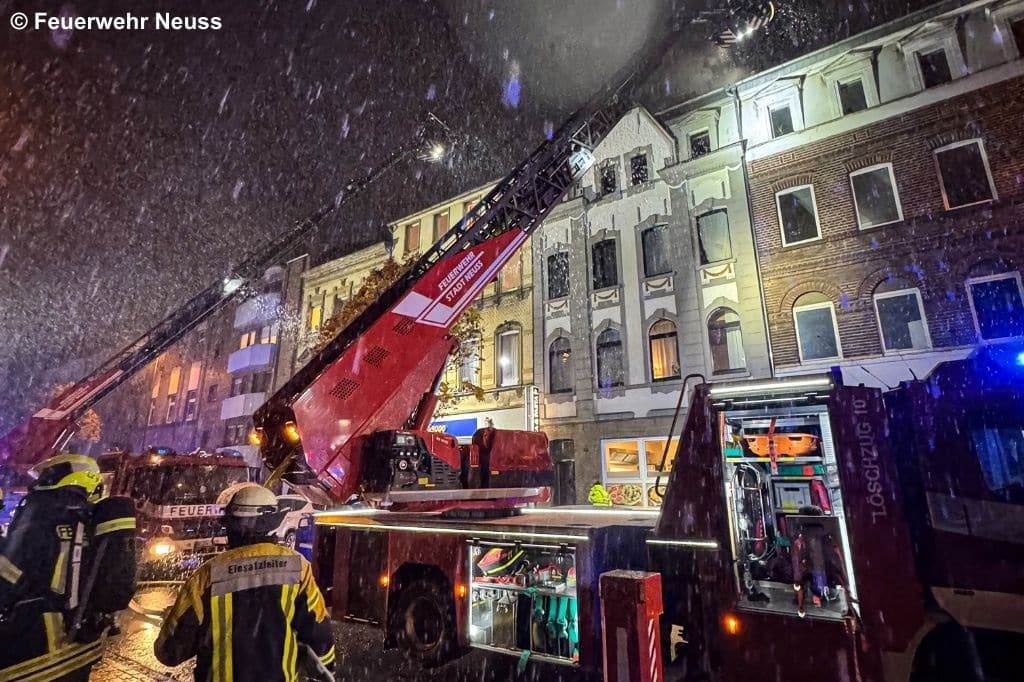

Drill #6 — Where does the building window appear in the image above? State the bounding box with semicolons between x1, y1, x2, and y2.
165;366;181;423
548;337;572;394
463;200;477;227
708;308;747;373
433;211;449;242
918;49;952;88
838;78;868;115
230;376;244;397
459;336;480;385
224;423;247;447
697;209;732;264
769;104;794;138
649;320;680;382
596;328;625;389
259;324;279;345
934;140;996;210
599;165;617;197
404;221;421;253
641;225;671;277
499;255;522;292
592;239;618;289
1011;18;1024;53
147;399;157;426
207;384;219;402
496;328;521;387
630;155;649;186
250;372;271;393
850;163;903;229
308;304;322;331
874;288;931;352
966;273;1024;341
689;130;711;159
600;437;679;507
793;294;842;362
547;252;570;299
184;390;199;421
776;185;821;246
971;416;1024;496
239;330;255;349
165;394;178;423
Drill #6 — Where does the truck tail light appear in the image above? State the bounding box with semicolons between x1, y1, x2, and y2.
723;613;741;636
455;583;467;599
248;428;264;446
282;422;301;444
379;574;390;588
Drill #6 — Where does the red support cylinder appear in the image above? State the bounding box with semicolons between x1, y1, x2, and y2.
600;570;664;682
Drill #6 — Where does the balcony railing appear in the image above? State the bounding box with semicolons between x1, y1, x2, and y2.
227;343;275;374
234;292;281;329
220;392;267;420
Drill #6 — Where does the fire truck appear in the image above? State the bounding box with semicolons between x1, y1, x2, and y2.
97;447;253;572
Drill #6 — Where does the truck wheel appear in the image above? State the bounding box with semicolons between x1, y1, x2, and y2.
391;578;456;667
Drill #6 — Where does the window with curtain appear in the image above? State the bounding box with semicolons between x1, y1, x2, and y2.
592;239;618;289
549;337;572;394
499;255;522;292
697;210;732;264
641;225;671;277
459;336;480;385
496;328;521;386
547;252;570;299
648;320;680;381
433;211;449;242
708;308;746;373
596;328;624;389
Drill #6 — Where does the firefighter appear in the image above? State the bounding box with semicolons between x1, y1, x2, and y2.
155;484;337;681
0;453;128;681
587;480;612;507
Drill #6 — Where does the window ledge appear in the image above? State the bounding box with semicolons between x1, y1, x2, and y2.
942;198;995;213
545;391;575;404
780;235;824;250
857;219;904;231
712;368;750;378
625;180;657;198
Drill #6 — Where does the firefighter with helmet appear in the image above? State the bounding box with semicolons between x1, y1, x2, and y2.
155;483;337;681
0;453;137;681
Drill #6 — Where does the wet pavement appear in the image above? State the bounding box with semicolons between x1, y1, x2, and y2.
91;586;597;681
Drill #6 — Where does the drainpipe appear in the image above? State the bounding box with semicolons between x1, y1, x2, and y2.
730;85;776;378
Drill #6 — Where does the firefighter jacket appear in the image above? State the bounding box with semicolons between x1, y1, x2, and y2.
155;541;336;681
0;487;135;681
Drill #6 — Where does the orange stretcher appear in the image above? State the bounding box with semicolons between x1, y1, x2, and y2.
743;433;819;458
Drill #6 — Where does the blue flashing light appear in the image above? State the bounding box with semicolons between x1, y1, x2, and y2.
1016;351;1024;367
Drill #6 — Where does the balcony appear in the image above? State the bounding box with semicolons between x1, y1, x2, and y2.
234;292;281;329
227;343;275;374
220;392;267;420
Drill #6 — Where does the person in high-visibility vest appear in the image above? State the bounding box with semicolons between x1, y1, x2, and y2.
0;454;134;682
587;480;612;507
155;484;336;681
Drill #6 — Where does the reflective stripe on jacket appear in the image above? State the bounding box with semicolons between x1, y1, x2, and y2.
155;542;335;681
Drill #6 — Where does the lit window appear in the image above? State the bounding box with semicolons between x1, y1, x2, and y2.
546;252;570;299
459;336;480;385
260;324;279;345
499;256;522;292
708;308;746;373
874;288;931;352
776;185;821;246
433;211;449;242
404;221;421;253
689;130;711;159
496;329;521;387
935;140;996;210
592;240;618;289
463;200;477;227
548;337;572;394
596;328;624;389
239;330;256;349
604;439;640;477
793;295;842;362
850;163;902;229
966;273;1024;341
599;165;617;197
649;319;680;382
918;49;952;88
309;305;322;331
838;78;868;115
630;155;649;186
641;225;671;277
697;210;732;264
600;436;679;507
769;104;794;138
167;366;181;395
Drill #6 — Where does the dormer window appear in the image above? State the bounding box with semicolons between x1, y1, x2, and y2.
689;130;711;159
838;78;868;115
769;104;794;138
630;155;649;186
917;48;952;88
599;165;617;197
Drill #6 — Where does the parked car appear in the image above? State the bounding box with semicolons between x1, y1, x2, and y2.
273;494;315;549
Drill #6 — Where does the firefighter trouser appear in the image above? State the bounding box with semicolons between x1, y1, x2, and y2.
0;610;102;681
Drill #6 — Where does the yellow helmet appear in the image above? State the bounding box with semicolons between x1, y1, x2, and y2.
30;454;104;502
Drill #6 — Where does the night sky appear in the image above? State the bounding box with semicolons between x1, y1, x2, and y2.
0;0;922;428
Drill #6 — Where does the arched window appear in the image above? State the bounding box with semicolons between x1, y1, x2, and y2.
708;308;746;373
596;329;624;389
548;337;572;394
793;293;841;362
496;326;521;387
648;319;680;381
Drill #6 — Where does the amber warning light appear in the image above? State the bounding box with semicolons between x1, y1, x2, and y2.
723;613;741;636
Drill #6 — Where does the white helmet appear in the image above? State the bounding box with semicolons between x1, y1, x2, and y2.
222;484;278;518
